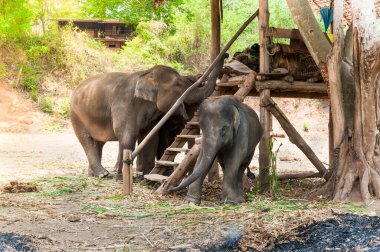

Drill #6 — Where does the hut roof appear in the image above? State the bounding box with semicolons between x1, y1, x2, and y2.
56;18;125;24
309;0;380;26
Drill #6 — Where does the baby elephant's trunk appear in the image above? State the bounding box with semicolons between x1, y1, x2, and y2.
171;143;217;191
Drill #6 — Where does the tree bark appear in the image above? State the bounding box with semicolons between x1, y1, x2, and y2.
286;0;331;82
288;0;380;203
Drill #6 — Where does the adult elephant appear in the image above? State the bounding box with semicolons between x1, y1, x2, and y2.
171;96;263;204
70;63;223;179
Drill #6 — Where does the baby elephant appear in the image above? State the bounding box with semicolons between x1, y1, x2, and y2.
171;96;263;204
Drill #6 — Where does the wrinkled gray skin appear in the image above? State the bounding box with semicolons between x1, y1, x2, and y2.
70;63;222;179
171;96;263;204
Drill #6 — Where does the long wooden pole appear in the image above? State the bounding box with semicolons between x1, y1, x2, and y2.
261;96;329;180
210;0;221;61
209;0;221;183
130;10;259;162
258;0;271;191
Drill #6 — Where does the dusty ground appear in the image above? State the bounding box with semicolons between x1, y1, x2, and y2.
0;81;379;251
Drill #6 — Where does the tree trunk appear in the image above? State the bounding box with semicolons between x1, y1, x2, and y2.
288;0;380;203
329;0;380;204
286;0;331;82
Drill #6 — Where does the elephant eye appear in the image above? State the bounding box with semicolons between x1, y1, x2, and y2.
221;126;228;136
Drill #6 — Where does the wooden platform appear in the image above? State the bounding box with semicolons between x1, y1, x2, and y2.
215;75;328;99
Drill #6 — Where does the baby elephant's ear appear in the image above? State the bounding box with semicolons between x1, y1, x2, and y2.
233;106;240;135
134;72;158;103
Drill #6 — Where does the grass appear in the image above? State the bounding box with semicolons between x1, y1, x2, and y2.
303;122;309;132
44;120;65;131
33;176;105;196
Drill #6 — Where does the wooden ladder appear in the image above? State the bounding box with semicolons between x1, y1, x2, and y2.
144;71;257;186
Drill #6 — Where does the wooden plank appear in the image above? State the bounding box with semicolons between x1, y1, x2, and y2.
166;148;190;153
216;88;329;99
264;28;303;40
255;80;327;93
234;71;257;102
155;160;179;167
278;172;321;180
261;96;329;179
176;135;202;139
144;174;168;183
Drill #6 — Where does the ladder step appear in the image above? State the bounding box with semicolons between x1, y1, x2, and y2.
176;135;201;139
155;160;179;167
166;148;190;153
186;121;199;126
144;174;168;183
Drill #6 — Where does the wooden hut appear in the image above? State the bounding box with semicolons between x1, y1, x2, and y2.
57;18;134;48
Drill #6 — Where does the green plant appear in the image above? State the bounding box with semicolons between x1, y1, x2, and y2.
303;122;309;132
38;95;53;113
268;141;282;199
58;98;70;119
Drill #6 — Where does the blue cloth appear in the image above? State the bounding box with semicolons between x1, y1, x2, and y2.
320;7;333;32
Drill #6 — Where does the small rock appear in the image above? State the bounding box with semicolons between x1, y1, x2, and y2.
67;216;81;222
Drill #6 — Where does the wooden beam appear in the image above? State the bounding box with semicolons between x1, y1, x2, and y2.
209;0;221;182
215;89;329;99
261;96;329;180
210;0;221;61
255;80;327;93
278;172;321;180
259;0;271;191
264;28;303;40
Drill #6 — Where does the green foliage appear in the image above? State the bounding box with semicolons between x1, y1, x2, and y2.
268;140;282;199
38;95;53;113
57;98;71;119
80;0;186;27
303;122;309;132
0;0;33;40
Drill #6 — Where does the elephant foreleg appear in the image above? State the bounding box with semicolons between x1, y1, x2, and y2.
221;157;247;203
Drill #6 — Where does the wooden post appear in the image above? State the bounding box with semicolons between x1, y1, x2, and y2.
208;0;222;183
210;0;221;62
122;149;133;195
258;0;271;191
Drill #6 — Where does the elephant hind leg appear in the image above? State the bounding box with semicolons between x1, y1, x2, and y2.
71;112;109;178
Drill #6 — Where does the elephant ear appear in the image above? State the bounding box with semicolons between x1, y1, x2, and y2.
134;71;158;103
233;106;240;135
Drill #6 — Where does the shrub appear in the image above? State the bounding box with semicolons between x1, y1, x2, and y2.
38;95;53;113
57;98;71;119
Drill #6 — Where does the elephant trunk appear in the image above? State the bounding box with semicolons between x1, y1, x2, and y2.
171;141;218;191
184;58;224;105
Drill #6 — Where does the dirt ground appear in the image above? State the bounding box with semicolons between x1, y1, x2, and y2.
0;81;379;251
